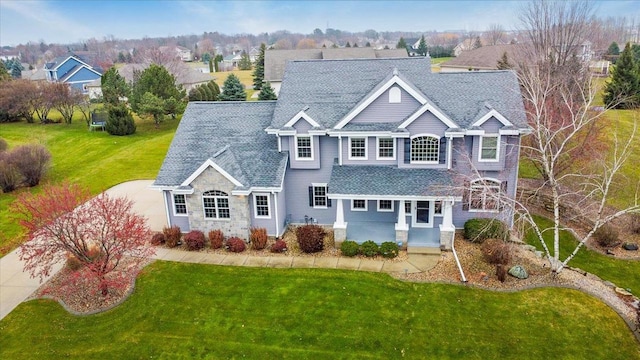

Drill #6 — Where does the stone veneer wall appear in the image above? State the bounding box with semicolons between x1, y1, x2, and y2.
187;167;250;239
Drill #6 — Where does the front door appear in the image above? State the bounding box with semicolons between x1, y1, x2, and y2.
412;200;432;228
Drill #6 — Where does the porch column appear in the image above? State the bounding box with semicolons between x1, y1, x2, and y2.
439;200;455;250
333;199;347;247
395;200;408;250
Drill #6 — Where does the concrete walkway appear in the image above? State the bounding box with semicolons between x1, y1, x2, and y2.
0;179;439;321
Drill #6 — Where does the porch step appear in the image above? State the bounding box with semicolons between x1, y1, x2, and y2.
407;246;441;255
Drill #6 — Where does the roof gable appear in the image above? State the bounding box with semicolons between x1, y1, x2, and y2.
182;158;244;188
284;110;320;128
472;109;513;128
398;102;458;129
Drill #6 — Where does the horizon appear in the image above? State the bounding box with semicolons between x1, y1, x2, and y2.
1;0;639;47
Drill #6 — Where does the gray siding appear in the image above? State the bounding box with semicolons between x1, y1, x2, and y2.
405;111;449;136
249;193;277;236
164;191;190;231
287;134;320;169
341;136;396;165
350;86;420;123
480;117;503;132
284;136;338;225
344;200;397;222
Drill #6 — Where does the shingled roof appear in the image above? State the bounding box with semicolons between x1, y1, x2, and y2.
441;44;526;70
271;57;527;130
154;102;288;189
264;48;408;82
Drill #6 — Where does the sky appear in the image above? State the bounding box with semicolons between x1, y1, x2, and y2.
1;0;639;46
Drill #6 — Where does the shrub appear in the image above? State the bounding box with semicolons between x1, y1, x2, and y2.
496;264;507;282
9;143;51;187
630;214;640;235
0;138;7;152
481;239;512;265
183;230;206;251
250;227;268;250
380;242;399;259
163;225;182;248
340;240;359;257
150;233;166;246
594;224;620;248
463;218;509;244
208;229;224;249
360;240;380;257
0;153;21;193
296;224;325;253
271;239;287;253
66;247;104;271
226;237;246;253
106;103;136;136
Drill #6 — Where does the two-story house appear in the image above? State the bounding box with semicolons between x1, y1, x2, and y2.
153;57;528;252
44;53;102;94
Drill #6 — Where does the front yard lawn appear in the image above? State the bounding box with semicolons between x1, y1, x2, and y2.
0;262;638;359
525;215;640;294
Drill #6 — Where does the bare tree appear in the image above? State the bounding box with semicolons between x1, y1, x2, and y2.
519;0;594;66
52;83;84;124
485;24;506;45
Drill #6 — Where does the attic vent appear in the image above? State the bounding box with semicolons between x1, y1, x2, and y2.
392;67;398;76
212;144;230;158
484;102;493;110
302;105;310;111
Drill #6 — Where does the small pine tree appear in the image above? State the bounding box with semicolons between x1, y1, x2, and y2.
496;52;513;70
473;36;482;49
604;42;640;109
106;104;136;136
188;80;220;101
365;41;371;47
607;42;620;56
219;74;247;101
252;43;266;90
238;51;252;70
345;42;351;48
258;81;277;100
396;37;407;51
417;35;428;56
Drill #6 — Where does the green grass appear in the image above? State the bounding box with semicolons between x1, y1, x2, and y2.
0;113;178;255
0;262;637;359
525;215;640;294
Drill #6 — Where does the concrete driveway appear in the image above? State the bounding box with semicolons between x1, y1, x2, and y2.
0;180;166;320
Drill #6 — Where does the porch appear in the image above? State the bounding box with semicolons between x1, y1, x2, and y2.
345;221;440;248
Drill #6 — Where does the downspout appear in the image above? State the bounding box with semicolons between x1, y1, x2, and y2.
451;229;467;283
273;191;279;236
163;191;172;228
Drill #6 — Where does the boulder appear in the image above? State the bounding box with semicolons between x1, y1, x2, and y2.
508;265;529;279
623;243;638;251
615;287;633;296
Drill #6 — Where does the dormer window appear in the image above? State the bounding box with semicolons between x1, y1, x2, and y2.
295;135;313;160
349;137;368;160
411;135;439;163
479;135;499;162
389;86;401;103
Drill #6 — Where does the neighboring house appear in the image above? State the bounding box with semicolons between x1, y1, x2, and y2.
440;44;525;72
264;47;408;94
248;47;260;63
153;57;528;253
85;78;103;100
43;54;102;93
159;46;193;62
21;68;47;82
453;39;475;57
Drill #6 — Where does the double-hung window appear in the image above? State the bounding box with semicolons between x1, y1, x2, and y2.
312;184;328;208
349;137;367;160
296;136;312;160
173;194;187;215
377;199;394;212
479;135;499;162
377;137;395;160
202;190;230;219
351;199;367;211
253;194;270;218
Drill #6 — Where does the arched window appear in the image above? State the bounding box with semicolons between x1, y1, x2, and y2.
202;190;230;219
389;86;401;103
468;179;501;211
411;136;439;163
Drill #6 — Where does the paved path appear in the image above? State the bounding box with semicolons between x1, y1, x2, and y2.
0;179;438;321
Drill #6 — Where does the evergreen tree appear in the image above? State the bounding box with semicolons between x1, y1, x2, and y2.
345;42;351;48
101;67;129;106
473;36;482;49
417;35;428;56
252;43;266;90
117;52;126;63
496;52;513;70
138;92;165;126
0;61;10;82
365;41;371;47
353;43;358;47
201;52;211;64
238;51;252;70
258;81;277;100
105;103;136;135
129;64;185;114
396;37;407;51
214;54;223;72
218;74;246;101
607;42;620;56
604;42;640;109
6;59;23;78
188;80;220;101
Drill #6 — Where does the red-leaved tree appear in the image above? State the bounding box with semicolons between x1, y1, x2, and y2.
13;182;154;295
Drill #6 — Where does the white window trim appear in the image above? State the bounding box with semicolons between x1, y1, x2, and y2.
376;137;396;160
377;199;394;212
351;199;368;211
253;193;271;219
348;136;368;160
433;200;443;217
410;134;440;164
478;135;500;162
312;183;328;209
172;194;188;217
202;191;231;221
468;179;501;213
294;135;314;161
